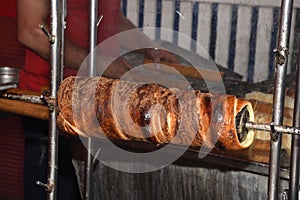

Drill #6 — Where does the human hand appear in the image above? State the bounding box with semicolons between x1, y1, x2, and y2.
98;57;133;79
145;48;179;63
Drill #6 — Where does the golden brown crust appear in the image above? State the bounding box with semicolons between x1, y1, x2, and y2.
57;76;254;150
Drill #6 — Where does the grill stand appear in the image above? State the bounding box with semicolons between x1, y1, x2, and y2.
48;0;65;197
43;0;300;199
38;0;65;199
268;0;294;199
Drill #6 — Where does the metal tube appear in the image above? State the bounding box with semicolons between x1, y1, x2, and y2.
268;0;294;199
60;0;66;82
245;122;300;135
289;38;300;200
88;0;98;77
2;93;44;104
47;0;63;199
84;0;98;199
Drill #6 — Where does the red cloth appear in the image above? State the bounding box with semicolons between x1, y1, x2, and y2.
19;0;121;92
0;0;17;17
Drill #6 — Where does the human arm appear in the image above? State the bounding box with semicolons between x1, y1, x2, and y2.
118;11;179;63
17;0;88;70
17;0;131;78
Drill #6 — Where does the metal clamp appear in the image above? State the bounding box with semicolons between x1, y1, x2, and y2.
39;24;55;44
40;90;56;111
273;46;289;65
280;189;289;200
36;180;55;193
270;122;278;142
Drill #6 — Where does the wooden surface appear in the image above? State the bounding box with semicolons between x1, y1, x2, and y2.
144;58;224;82
0;98;48;120
214;139;272;164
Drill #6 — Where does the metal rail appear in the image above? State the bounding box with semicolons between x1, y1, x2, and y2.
268;0;294;199
85;0;99;199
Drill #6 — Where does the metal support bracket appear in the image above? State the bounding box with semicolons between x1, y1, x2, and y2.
41;90;56;111
39;24;56;44
280;189;289;200
270;122;278;142
36;180;55;193
0;83;18;91
96;15;103;27
273;46;289;65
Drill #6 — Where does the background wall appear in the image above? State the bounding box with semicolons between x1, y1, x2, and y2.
122;0;300;83
0;1;25;199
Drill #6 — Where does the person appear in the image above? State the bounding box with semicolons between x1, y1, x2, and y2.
16;0;178;199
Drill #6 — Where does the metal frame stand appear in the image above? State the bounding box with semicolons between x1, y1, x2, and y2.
43;0;99;199
36;0;65;199
269;0;294;199
47;0;64;199
43;0;300;199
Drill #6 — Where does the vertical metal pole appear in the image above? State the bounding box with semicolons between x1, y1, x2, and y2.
60;0;66;81
85;0;98;199
289;39;300;200
88;0;98;77
268;0;294;199
47;0;63;199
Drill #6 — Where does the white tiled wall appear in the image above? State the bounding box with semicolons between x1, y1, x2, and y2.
123;0;300;83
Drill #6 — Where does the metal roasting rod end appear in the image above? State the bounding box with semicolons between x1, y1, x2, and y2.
39;24;55;44
36;180;54;193
96;15;104;27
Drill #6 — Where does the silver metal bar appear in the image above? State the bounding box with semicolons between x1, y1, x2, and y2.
268;0;294;199
289;38;300;200
245;122;300;135
47;0;63;199
1;93;44;104
0;83;18;91
85;138;94;200
60;0;66;82
84;0;98;199
88;0;98;77
39;24;55;44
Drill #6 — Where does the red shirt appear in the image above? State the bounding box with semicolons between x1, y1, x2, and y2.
0;0;17;17
19;0;120;92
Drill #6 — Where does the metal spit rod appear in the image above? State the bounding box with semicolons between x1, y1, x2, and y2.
245;122;300;136
85;0;99;199
0;83;17;91
268;0;294;199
